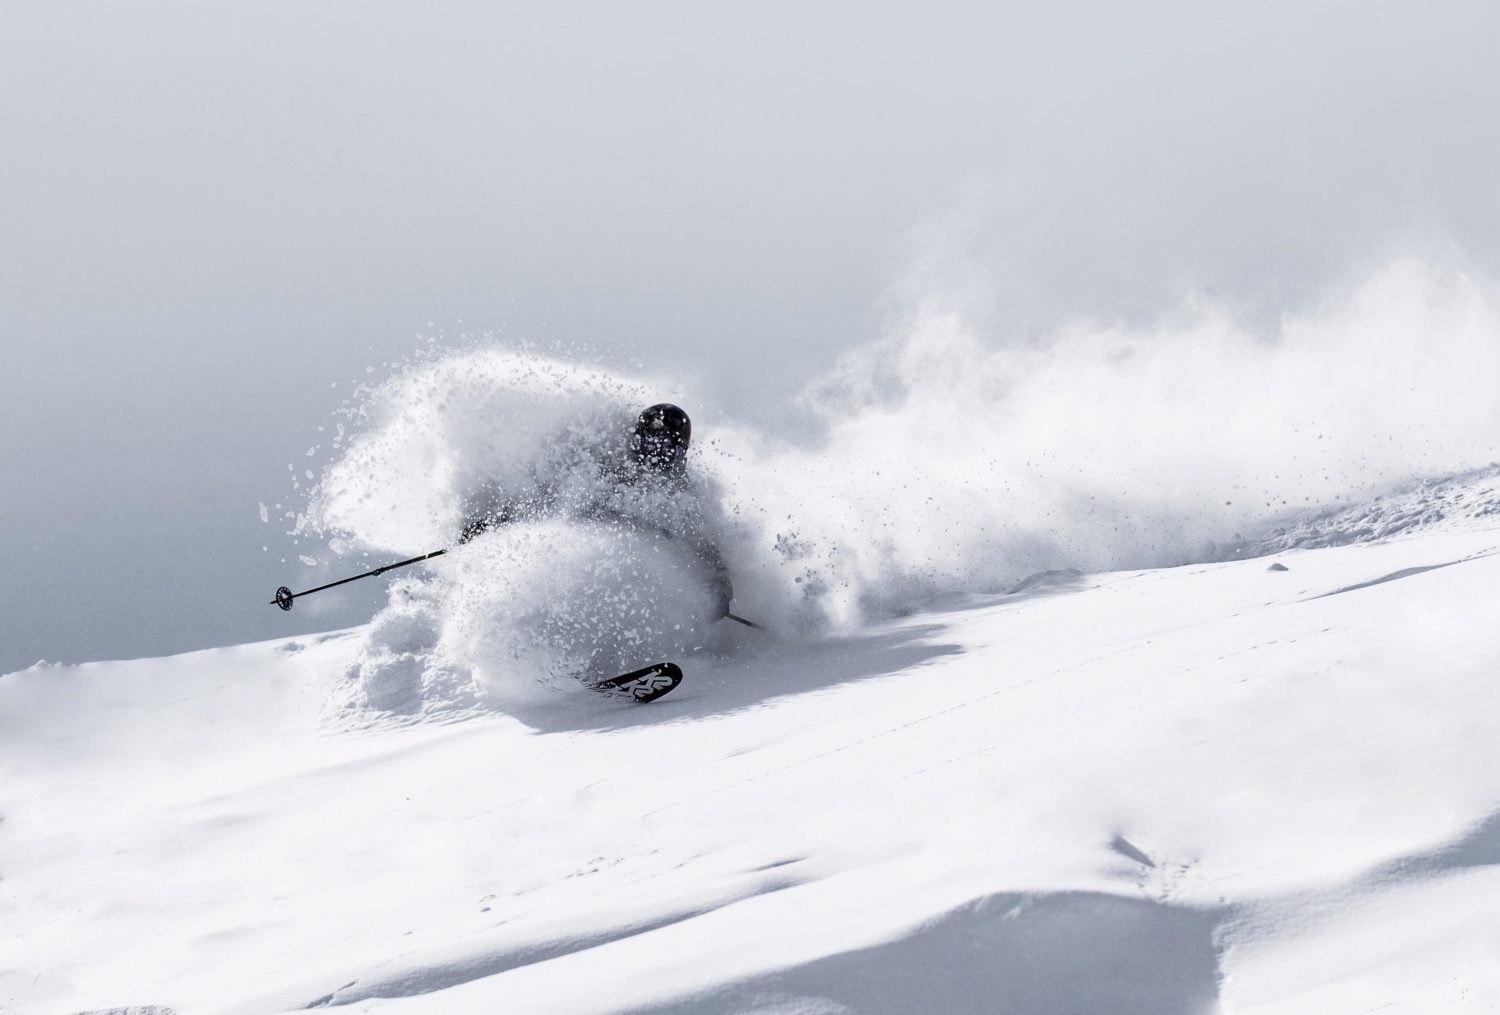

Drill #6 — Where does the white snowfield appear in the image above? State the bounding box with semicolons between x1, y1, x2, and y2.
5;518;1500;1013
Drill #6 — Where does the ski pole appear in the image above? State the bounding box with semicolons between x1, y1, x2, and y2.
271;548;765;628
270;549;448;610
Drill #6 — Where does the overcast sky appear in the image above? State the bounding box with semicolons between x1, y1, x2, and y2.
3;0;1499;672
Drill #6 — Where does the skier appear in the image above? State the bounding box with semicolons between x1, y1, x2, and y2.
459;403;734;621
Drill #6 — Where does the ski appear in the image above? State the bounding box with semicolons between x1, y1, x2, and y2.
587;662;683;704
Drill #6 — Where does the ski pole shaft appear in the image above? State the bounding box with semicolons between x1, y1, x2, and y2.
273;550;764;629
271;549;447;610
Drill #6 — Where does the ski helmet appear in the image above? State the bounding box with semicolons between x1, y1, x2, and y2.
631;403;691;472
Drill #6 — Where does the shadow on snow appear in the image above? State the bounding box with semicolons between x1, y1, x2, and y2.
505;622;967;735
631;890;1223;1015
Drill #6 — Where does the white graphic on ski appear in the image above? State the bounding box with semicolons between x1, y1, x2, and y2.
588;662;683;704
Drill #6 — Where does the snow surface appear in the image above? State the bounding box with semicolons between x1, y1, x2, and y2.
5;487;1500;1013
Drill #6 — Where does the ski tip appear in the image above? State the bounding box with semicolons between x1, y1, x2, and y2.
590;662;683;704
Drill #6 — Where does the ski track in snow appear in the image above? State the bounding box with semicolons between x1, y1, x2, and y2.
4;478;1500;1013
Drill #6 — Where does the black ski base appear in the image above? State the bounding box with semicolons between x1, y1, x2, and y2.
588;662;683;704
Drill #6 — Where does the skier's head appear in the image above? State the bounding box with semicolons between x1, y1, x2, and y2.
630;403;691;473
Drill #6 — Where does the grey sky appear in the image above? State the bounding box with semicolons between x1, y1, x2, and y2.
3;1;1498;673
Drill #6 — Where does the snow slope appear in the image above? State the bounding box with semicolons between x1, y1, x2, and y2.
5;515;1500;1013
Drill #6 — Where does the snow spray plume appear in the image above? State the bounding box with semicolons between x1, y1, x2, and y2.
307;349;776;714
704;258;1500;627
306;260;1500;716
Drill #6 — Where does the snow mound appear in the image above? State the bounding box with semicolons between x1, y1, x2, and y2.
331;578;481;723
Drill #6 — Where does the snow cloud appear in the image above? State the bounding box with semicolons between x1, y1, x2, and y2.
709;259;1500;624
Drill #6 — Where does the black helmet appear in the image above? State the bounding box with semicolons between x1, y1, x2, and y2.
631;403;691;472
